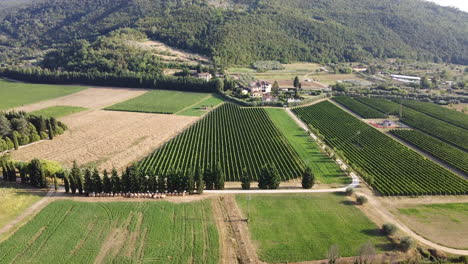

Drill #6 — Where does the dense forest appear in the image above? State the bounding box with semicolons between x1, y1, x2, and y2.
0;0;467;66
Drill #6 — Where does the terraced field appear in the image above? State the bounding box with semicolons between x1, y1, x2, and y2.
140;103;305;181
0;200;219;264
293;101;468;196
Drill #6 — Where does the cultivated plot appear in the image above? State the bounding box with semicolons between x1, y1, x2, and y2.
31;106;87;118
0;79;85;110
177;95;224;117
236;193;391;262
105;90;211;114
266;108;349;185
11;110;198;171
0;200;219;264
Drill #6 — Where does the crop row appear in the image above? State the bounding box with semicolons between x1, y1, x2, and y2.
332;96;387;118
356;97;468;151
400;100;468;130
139;103;305;181
293;101;468;196
391;129;468;175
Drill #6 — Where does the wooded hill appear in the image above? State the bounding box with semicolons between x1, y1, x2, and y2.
0;0;467;66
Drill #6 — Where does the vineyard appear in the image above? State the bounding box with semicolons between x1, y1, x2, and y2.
293;101;468;196
356;97;468;151
400;100;468;130
139;103;305;181
333;96;386;118
391;130;468;175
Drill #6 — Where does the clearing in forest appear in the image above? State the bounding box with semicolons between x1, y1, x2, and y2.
236;193;391;263
0;79;85;110
266;108;349;185
105;90;211;114
0;200;219;264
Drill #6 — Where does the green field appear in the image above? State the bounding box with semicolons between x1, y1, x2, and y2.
0;200;219;264
139;103;305;181
31;106;87;118
0;79;85;110
0;182;46;229
266;108;349;185
105;90;211;114
177;95;224;116
236;193;391;262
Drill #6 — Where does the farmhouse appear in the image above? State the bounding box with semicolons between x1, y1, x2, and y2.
249;81;272;94
390;74;421;83
197;72;212;81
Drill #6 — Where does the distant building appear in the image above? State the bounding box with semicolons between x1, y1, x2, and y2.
197;72;212;81
249;81;272;94
390;74;421;83
352;68;367;72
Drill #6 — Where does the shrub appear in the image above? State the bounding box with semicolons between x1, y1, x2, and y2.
240;168;251;190
301;167;315;189
40;131;48;140
382;223;398;236
400;236;415;251
356;195;368;205
345;187;355;196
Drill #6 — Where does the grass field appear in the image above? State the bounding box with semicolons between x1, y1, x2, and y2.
0;200;219;264
105;90;210;114
266;108;349;185
0;182;46;229
236;193;391;262
31;106;87;118
0;79;85;110
177;95;224;117
397;203;468;249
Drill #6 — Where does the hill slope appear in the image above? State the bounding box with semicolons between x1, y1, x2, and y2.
0;0;467;66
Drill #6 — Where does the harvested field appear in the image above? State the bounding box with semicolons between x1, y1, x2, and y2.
9;87;149;112
11;110;198;171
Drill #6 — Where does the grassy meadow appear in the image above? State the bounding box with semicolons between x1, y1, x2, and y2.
177;95;224;116
0;79;85;110
31;105;87;118
0;182;46;229
105;90;210;114
236;193;391;262
0;200;219;264
266;108;349;185
397;203;468;249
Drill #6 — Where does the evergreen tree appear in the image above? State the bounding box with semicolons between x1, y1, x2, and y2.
64;172;70;193
92;168;102;193
157;174;166;193
272;80;280;96
83;168;93;194
148;173;157;193
53;174;58;191
102;169;112;193
128;165;140;193
166;169;176;192
110;168;120;193
293;76;300;88
69;172;77;194
121;167;131;193
240;168;251;190
12;132;19;150
195;168;204;194
203;165;214;190
214;163;225;190
258;164;280;189
29;159;45;188
187;169;195;195
71;161;83;194
47;120;54;140
301;167;314;189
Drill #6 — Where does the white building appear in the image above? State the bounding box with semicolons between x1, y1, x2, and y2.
197;72;212;81
249;81;272;94
390;74;421;84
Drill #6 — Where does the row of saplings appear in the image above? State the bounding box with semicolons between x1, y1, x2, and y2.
60;162;316;197
343;187;467;264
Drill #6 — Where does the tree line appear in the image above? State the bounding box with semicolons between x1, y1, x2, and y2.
0;67;223;93
0;111;66;152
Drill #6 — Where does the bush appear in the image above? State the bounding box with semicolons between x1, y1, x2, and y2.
382;223;398;236
400;236;415;251
345;187;355;196
356;195;368;205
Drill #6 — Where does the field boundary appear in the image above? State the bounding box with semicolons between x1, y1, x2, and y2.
174;94;212;115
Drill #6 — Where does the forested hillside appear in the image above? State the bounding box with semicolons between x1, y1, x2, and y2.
0;0;467;66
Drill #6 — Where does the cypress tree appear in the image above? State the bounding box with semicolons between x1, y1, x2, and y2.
53;174;58;191
29;159;43;187
92;168;102;193
128;165;139;193
12;133;19;150
71;161;83;194
69;171;77;194
176;169;186;193
110;168;120;194
187;169;195;195
258;164;280;189
148;173;157;193
2;164;7;181
102;169;111;193
83;168;93;194
195;168;204;194
64;172;70;193
203;165;214;190
214;163;225;190
240;168;251;190
166;169;175;192
293;76;300;88
301;167;315;189
121;167;131;193
269;164;280;189
19;164;28;184
157;174;166;193
47;120;54;140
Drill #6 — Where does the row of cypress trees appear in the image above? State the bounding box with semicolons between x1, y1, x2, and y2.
1;159;47;188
